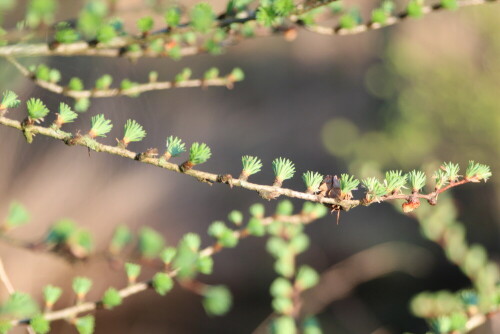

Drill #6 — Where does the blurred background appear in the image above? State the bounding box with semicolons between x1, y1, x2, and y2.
0;0;499;333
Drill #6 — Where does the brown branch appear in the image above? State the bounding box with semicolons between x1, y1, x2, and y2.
5;56;237;99
0;0;495;59
300;0;497;36
11;211;319;327
0;114;480;211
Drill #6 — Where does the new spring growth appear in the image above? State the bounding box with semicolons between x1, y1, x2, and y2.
163;136;186;161
95;74;113;90
125;263;141;285
202;285;232;316
72;277;93;303
295;265;319;291
339;173;359;199
272;157;296;187
175;68;192;84
88;114;113;138
26;98;49;124
109;225;132;255
75;315;95;334
240;155;263;180
152;273;174;296
180;142;212;172
226;68;245;88
43;285;62;311
403;170;426;213
118;119;147;148
0;90;20;113
465;160;492;182
384;170;407;194
138;227;165;259
30;315;50;334
362;177;387;202
53;103;77;129
302;171;324;194
3;201;30;231
102;288;122;310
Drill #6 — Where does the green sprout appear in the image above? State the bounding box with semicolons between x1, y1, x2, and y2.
102;288;122;310
339;173;359;196
0;90;20;111
302;171;324;193
138;227;165;259
160;247;177;265
204;67;219;80
407;0;424;18
4;201;30;230
163;136;186;160
26;98;49;122
120;119;147;147
109;225;132;255
89;114;113;138
371;8;389;25
190;3;214;33
180;142;212;171
384;170;407;193
273;0;294;15
295;265;319;291
75;315;94;334
228;67;245;82
165;7;181;27
175;68;192;83
202;285;232;316
54;103;78;128
465;161;492;182
152;273;174;296
95;74;113;90
433;169;448;189
30;314;50;334
272;157;296;186
228;210;243;225
68;77;84;91
43;285;62;310
408;170;427;192
137;16;154;33
441;162;460;182
125;263;141;284
362;177;387;201
72;277;92;301
240;155;263;180
339;13;358;29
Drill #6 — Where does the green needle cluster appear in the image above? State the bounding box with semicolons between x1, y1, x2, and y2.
384;170;407;193
89;114;113;138
408;170;427;192
240;155;263;180
362;177;388;201
339;173;359;195
122;119;147;146
26;98;49;122
272;157;295;186
164;136;186;160
0;90;20;110
302;171;324;193
465;161;491;181
181;142;212;171
54;103;78;128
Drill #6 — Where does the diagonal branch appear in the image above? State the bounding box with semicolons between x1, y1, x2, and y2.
0;114;481;211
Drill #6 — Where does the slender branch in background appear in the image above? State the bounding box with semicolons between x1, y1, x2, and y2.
0;257;15;295
5;56;239;99
301;0;496;36
11;211;320;326
0;0;495;59
251;242;433;334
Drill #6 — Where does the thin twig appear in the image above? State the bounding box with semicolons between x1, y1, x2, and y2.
301;0;497;36
5;56;236;99
11;211;319;326
0;114;475;210
0;257;15;295
0;0;494;59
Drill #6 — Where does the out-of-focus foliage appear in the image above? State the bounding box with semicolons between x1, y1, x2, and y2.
322;8;500;183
